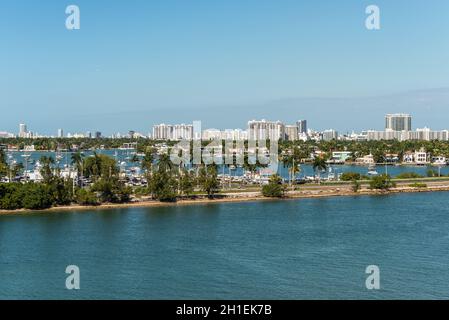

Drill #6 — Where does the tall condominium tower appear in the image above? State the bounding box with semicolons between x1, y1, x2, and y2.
285;125;299;141
248;120;285;141
152;123;193;140
385;114;412;131
296;120;307;134
19;123;27;138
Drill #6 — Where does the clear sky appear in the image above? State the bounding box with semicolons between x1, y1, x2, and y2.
1;0;449;135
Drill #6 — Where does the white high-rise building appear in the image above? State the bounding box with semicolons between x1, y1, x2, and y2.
173;124;194;140
152;124;173;140
285;125;298;141
152;123;194;140
202;129;248;141
19;123;27;138
202;129;222;140
296;120;307;134
321;129;339;141
57;129;64;138
385;114;412;131
248;120;285;141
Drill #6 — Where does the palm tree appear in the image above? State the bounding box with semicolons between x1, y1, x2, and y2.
141;148;155;179
281;147;304;189
71;152;84;186
243;154;257;182
157;153;173;173
39;156;55;183
312;156;327;184
92;152;102;179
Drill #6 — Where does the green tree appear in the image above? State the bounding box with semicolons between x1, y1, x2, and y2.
262;174;286;198
21;183;54;210
0;183;24;210
91;177;131;203
372;150;385;163
148;170;178;202
141;148;155;179
312;156;327;183
156;153;173;173
9;162;24;180
351;180;361;193
0;149;7;178
340;172;361;181
83;153;118;181
39;156;55;184
75;188;99;206
71;152;84;185
369;174;396;190
198;165;220;198
281;149;302;189
179;169;195;196
49;177;74;205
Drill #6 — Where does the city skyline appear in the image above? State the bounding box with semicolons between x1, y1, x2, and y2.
5;112;449;143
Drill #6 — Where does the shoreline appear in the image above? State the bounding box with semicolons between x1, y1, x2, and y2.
2;184;449;215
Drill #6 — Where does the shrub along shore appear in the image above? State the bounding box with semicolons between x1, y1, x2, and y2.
2;173;449;214
2;180;449;214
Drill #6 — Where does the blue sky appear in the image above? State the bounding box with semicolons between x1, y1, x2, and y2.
1;0;449;135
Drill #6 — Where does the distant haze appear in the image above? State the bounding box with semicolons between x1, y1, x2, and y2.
2;88;449;135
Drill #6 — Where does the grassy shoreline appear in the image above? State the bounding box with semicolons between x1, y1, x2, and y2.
2;182;449;215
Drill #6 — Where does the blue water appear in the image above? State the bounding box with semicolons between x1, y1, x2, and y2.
1;192;449;299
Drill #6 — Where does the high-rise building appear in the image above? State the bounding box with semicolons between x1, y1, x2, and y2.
95;131;102;139
57;129;64;138
152;123;193;140
153;124;173;140
285;125;298;141
173;124;194;140
321;129;339;141
248;120;285;141
19;123;27;138
296;120;307;134
385;114;412;131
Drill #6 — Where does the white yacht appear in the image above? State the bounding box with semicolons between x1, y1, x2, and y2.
367;163;379;176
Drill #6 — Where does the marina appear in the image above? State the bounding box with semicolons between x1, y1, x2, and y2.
2;148;449;186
